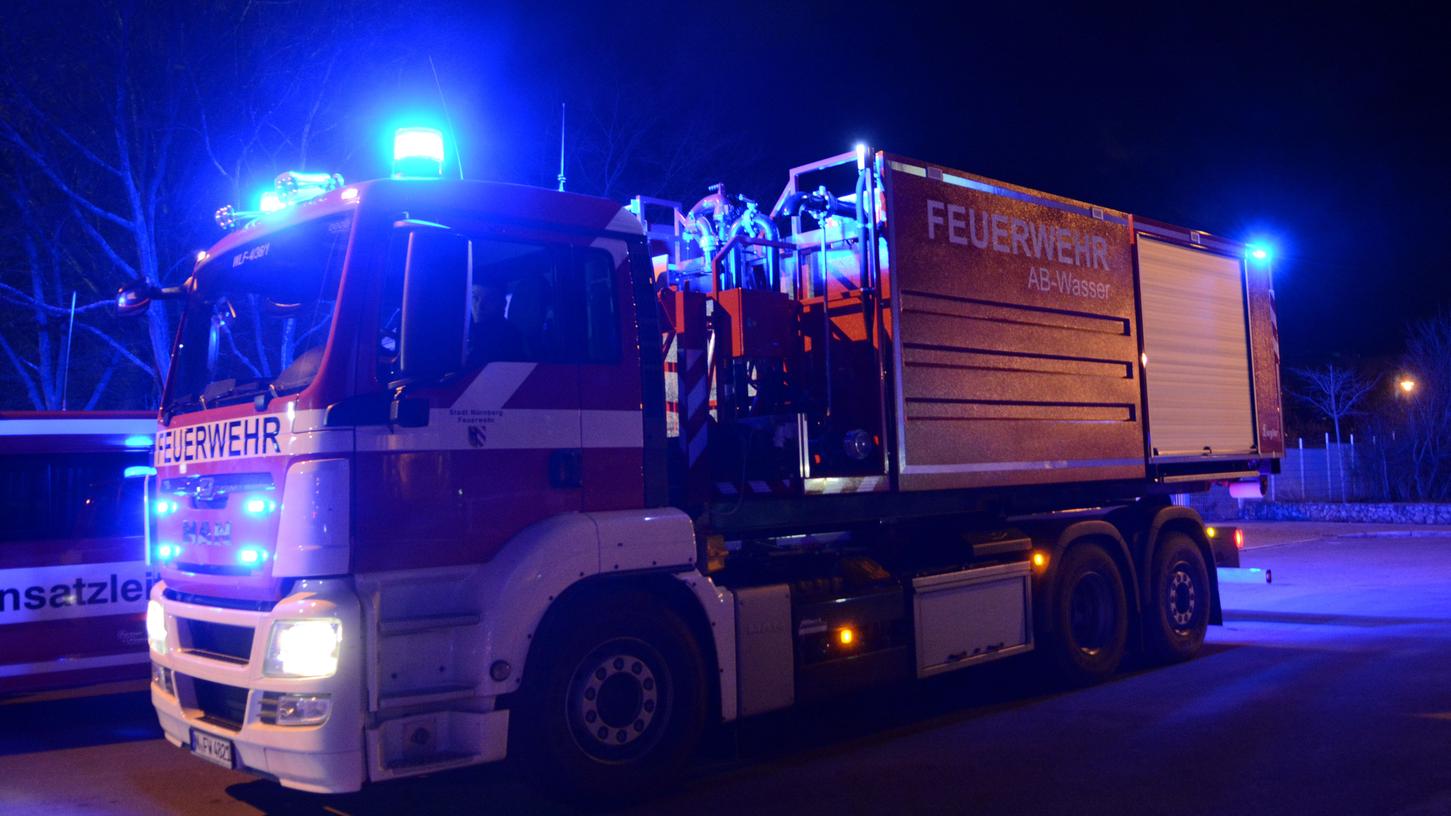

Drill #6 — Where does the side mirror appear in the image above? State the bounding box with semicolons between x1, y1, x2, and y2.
115;282;154;316
116;279;185;317
399;230;471;383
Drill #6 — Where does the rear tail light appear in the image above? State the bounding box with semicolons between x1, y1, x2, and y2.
1234;529;1245;549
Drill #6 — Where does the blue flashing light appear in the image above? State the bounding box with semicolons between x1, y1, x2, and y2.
259;191;285;213
123;435;153;448
393;127;445;178
242;495;277;516
1246;243;1272;262
238;546;268;566
124;465;157;478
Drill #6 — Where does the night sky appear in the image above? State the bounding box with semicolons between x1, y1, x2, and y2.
7;1;1447;373
407;2;1446;367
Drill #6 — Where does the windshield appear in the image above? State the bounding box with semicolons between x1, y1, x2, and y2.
166;213;352;416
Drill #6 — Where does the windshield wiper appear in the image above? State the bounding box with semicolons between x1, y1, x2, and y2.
163;395;204;422
204;380;274;409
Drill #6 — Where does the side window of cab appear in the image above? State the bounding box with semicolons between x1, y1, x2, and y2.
375;234;619;383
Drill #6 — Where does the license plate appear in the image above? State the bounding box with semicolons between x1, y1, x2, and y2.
181;519;232;548
190;729;235;769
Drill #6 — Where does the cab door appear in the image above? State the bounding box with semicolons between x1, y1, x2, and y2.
353;227;585;571
575;235;653;513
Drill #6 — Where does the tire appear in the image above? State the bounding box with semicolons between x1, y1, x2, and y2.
1045;542;1129;685
1144;531;1211;663
512;591;708;806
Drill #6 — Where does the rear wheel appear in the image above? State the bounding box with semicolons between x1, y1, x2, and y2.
1045;542;1129;684
1144;531;1211;663
512;592;708;806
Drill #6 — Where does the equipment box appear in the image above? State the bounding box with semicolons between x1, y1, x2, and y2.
912;561;1032;678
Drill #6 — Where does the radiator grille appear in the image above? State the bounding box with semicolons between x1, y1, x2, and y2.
179;619;254;664
191;677;248;731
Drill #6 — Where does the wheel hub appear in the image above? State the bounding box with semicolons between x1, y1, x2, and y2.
1168;567;1197;629
572;649;659;750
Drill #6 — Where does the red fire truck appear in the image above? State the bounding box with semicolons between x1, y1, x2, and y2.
128;134;1280;798
0;412;155;694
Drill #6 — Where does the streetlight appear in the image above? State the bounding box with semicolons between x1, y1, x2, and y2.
1397;376;1417;396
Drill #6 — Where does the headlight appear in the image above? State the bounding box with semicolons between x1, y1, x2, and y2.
264;619;342;678
275;693;332;726
146;600;167;654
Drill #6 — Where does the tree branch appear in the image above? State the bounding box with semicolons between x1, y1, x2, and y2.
8;88;125;177
0;331;44;409
76;322;157;382
82;349;120;410
0;121;135;229
0;280;113;315
68;200;139;279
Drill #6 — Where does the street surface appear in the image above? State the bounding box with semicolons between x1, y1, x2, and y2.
3;522;1451;815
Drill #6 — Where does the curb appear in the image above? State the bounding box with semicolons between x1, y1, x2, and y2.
1333;530;1451;539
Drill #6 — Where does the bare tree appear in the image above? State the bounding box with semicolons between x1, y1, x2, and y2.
185;2;390;208
0;2;403;409
560;59;761;206
0;164;156;408
0;12;184;387
1293;364;1377;449
1292;364;1377;501
1395;314;1451;500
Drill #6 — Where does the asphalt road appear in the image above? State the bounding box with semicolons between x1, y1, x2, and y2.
4;522;1451;816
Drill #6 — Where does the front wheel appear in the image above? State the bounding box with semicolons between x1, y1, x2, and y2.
1044;542;1129;685
1144;531;1211;663
512;591;708;806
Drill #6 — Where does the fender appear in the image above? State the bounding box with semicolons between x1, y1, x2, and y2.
1140;505;1222;626
1035;519;1138;634
470;508;730;711
669;571;738;722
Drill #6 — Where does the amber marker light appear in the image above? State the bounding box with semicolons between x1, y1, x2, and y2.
1031;551;1049;570
837;627;855;646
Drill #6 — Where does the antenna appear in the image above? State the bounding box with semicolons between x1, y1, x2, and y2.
557;102;567;192
428;55;464;179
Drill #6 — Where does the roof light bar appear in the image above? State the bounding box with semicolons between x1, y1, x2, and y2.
215;171;345;231
393;127;445;178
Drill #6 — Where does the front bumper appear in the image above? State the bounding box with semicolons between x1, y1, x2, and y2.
148;578;366;794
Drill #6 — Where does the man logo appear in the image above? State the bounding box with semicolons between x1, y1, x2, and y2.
468;425;487;448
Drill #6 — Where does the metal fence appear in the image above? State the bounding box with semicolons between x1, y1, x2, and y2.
1268;435;1385;502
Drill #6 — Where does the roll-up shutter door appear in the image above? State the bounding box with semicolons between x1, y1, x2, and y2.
1137;236;1256;458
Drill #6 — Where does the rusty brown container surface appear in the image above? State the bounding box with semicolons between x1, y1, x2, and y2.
883;157;1147;491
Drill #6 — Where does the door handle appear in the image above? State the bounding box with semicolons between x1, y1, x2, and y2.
548;449;583;488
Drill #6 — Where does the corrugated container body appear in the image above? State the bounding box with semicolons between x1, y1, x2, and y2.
880;155;1279;492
